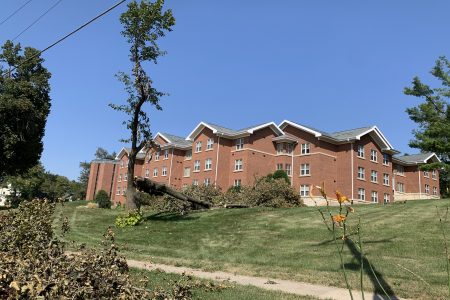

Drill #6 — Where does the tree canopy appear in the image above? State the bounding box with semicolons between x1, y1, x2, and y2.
404;56;450;195
0;41;51;178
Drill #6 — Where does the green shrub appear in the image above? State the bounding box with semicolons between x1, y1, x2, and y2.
115;211;143;228
95;190;111;209
271;169;290;184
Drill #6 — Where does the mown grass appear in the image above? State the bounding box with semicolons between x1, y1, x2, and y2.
129;268;319;300
54;199;450;299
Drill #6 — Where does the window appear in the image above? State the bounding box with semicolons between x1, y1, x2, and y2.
144;169;149;178
195;141;202;152
384;193;390;204
425;184;430;194
204;178;211;186
357;167;365;180
383;154;389;165
235;159;243;171
122;188;126;195
276;143;283;154
300;185;310;197
432;170;437;179
396;182;405;193
116;187;120;195
118;174;122;182
124;174;128;181
423;171;429;178
162;166;167;176
164;149;169;159
287;144;293;154
300;164;310;176
357;145;365;158
276;163;283;170
433;187;438;195
358;188;365;201
193;179;198;186
234;179;241;187
371;191;378;203
383;173;389;186
205;158;212;170
120;161;124;168
371;170;378;183
371;149;377;162
183;167;191;177
285;164;292;176
301;143;310;155
185;150;192;160
277;143;293;154
236;138;244;150
155;151;160;161
207;138;214;150
153;168;158;177
396;165;404;175
194;160;200;172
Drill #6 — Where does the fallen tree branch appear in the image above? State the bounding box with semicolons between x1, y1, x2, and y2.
224;203;249;209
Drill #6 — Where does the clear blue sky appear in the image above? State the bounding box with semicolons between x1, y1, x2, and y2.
1;0;449;181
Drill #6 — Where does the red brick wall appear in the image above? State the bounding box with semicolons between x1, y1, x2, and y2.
111;153;143;205
85;162;117;201
394;164;440;197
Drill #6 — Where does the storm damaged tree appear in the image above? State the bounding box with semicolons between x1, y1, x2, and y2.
110;0;175;210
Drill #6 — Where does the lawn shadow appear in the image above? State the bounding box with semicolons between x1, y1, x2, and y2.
144;211;200;222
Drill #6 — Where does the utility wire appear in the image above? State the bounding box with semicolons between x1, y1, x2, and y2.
12;0;65;42
0;0;35;27
10;0;127;72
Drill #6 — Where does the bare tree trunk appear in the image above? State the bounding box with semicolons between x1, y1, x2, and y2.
134;177;211;209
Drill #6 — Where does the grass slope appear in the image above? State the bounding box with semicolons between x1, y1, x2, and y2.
55;199;450;299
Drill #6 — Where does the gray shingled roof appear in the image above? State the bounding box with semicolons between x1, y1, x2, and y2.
91;159;119;164
120;147;146;160
394;153;435;164
327;127;373;141
160;132;192;148
203;122;241;135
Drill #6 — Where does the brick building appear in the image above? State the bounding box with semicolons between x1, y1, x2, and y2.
86;120;441;205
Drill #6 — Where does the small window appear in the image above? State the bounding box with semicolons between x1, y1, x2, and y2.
357;167;365;180
234;179;241;187
162;166;167;176
301;143;310;155
357;145;365;158
236;138;244;150
383;154;389;165
358;188;365;201
116;187;120;195
204;178;211;186
383;173;389;186
432;170;437;179
371;191;378;203
433;186;438;195
144;169;150;178
153;168;158;177
120;161;124;168
286;144;293;154
396;182;405;193
195;141;202;152
164;149;169;159
300;164;310;176
383;193;390;204
183;167;191;177
207;138;214;150
235;159;243;171
205;158;212;170
193;179;199;186
122;188;126;195
276;143;283;154
155;151;160;161
124;174;128;181
371;170;378;183
285;164;292;176
185;150;192;160
300;185;310;197
423;171;429;178
396;165;404;175
194;160;200;172
276;163;283;170
371;149;377;162
118;174;122;182
425;184;430;194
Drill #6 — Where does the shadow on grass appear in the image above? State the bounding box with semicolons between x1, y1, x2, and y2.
315;236;395;246
144;211;199;222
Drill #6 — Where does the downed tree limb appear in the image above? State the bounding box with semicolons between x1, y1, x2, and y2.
134;177;212;209
224;203;249;209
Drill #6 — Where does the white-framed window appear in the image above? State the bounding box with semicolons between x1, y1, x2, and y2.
357;167;365;180
116;187;120;195
120;161;124;168
153;168;158;177
118;174;122;182
285;164;292;176
383;193;390;204
425;184;430;194
371;170;378;183
358;188;365;201
371;149;377;162
383;154;389;166
286;144;293;154
124;174;128;181
433;186;438;195
195;141;202;152
145;169;150;178
383;173;389;186
162;166;167;176
423;170;429;178
301;143;310;155
185;150;192;160
276;163;283;170
276;143;283;154
396;165;404;175
235;159;243;171
396;182;405;193
183;167;191;177
194;160;200;172
300;185;310;197
205;158;212;170
207;138;214;150
155;151;160;161
371;191;378;203
236;138;244;150
357;145;365;158
234;179;241;187
122;188;126;195
432;170;437;179
204;178;211;186
163;149;169;159
193;179;198;186
300;164;310;176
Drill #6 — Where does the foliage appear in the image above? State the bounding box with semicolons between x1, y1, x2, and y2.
95;189;112;209
404;56;450;196
109;0;175;210
0;41;51;178
268;170;290;184
115;210;143;228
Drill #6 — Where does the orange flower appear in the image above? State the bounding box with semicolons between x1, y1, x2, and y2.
332;214;346;223
335;191;349;203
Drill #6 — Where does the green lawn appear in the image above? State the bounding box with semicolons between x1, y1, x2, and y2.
55;199;450;299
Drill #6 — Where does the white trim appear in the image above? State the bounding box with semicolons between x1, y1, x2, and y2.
355;126;394;150
186;122;218;141
278;120;323;137
246;122;284;136
154;132;171;143
115;147;129;160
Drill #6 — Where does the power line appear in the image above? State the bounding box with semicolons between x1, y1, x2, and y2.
12;0;65;42
11;0;127;72
0;0;35;27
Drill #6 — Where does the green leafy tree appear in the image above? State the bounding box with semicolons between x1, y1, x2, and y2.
0;41;51;178
404;56;450;196
95;190;111;209
110;0;175;210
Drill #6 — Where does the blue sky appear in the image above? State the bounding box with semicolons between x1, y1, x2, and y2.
1;0;449;181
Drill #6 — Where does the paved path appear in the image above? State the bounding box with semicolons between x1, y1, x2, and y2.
127;259;404;300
